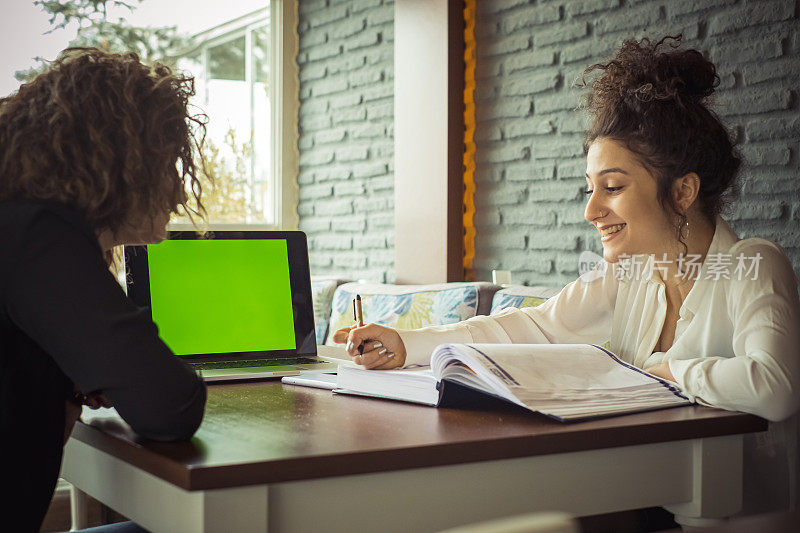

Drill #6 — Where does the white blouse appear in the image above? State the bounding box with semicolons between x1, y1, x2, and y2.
398;215;800;514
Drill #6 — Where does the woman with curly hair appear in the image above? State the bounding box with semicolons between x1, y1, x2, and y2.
0;48;208;531
335;36;800;521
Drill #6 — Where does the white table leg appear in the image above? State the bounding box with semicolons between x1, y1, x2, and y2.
665;434;744;526
70;485;89;531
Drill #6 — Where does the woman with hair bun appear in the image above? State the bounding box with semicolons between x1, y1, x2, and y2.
335;35;800;520
0;48;208;531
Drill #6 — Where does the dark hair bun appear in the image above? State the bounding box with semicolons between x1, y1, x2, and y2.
584;34;719;110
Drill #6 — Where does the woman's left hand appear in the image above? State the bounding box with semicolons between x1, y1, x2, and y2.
644;362;676;382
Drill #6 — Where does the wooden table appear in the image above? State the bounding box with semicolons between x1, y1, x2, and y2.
60;381;767;532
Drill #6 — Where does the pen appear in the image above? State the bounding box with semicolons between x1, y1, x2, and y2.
354;294;365;354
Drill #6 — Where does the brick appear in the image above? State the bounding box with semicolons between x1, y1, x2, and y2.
345;31;381;51
336;146;370;162
595;4;661;35
299;218;331;233
300;63;327;82
707;36;782;66
366;251;394;267
742;57;800;86
478;0;532;15
307;43;344;62
330;17;366;39
332;107;367;124
486;184;528;205
311;77;349;97
299;31;327;50
474;208;501;227
531;138;584;159
476;124;503;142
477;97;533;120
740;144;791;166
370;213;395;228
362;84;393;101
332;215;367;232
502;206;557;226
503;50;556;75
354;195;392;212
329;92;362;109
367;102;393;120
535;22;588;46
297;168;315;185
501;5;561;34
368;176;393;191
331;254;368;269
308;253;333;268
529;230;580;251
491;230;528;250
354;234;387;249
558;114;589;134
367;8;394;26
350;0;383;13
709;0;794;36
363;47;393;65
477;142;529;164
315;199;354;216
668;0;736;17
306;6;348;28
501;72;560;97
534;92;580;114
504;253;554;275
297;202;314;216
349;68;383;87
299;99;328;116
299;0;327;15
300;113;332;132
728;203;786;221
716;88;791;116
505;117;555;138
299;184;333;200
557;158;588;179
298;136;314;151
746;116;800;142
315;167;352;182
299;149;335;167
314;128;347;144
566;0;620;17
529;180;583;202
555;253;581;275
349;123;385;139
352;161;388;178
481;35;531;57
315;234;353;250
556;205;590;226
506;162;556;181
334;182;366;196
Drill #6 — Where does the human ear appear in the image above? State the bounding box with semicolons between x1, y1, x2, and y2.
672;172;700;214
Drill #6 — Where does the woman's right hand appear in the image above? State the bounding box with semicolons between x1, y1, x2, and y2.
332;323;407;370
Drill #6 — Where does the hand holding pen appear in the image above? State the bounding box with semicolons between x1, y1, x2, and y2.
331;294;408;370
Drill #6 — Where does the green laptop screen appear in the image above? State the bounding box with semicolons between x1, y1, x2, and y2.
146;239;296;356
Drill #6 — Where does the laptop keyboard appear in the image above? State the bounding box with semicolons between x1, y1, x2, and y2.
189;357;321;370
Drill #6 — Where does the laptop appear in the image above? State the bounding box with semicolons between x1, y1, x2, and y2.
124;230;344;381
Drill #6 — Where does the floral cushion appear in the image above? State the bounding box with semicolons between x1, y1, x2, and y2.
325;282;496;346
489;285;563;314
310;277;345;345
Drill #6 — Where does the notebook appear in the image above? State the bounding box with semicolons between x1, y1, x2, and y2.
124;230;344;381
335;343;691;421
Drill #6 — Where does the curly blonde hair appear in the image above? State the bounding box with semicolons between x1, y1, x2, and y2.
0;47;207;257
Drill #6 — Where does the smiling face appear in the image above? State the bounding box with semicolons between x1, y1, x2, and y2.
584;138;678;263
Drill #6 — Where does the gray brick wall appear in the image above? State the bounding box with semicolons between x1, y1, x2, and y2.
473;0;800;287
297;0;395;282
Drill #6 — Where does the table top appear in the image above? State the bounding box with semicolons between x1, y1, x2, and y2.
72;380;767;491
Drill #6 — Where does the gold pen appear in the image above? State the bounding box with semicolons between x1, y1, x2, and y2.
354;294;365;354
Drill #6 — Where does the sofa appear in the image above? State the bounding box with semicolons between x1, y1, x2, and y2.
310;277;565;347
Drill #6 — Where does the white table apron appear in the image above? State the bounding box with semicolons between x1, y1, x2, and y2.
61;433;743;533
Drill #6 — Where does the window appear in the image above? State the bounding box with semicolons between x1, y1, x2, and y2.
173;1;299;229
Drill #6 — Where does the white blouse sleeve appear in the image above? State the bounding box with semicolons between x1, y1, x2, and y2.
669;240;800;422
399;262;618;366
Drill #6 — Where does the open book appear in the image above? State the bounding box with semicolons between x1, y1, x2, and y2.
335;343;691;422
